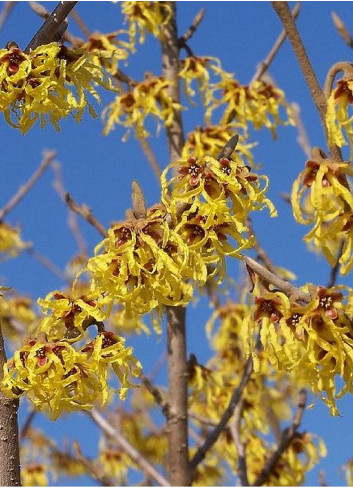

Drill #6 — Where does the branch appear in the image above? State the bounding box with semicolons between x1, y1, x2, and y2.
243;256;311;302
65;193;108;238
141;375;169;418
25;1;78;52
88;409;170;487
327;240;344;289
26;246;68;282
160;3;190;486
0;1;16;35
29;1;82;46
246;217;276;273
137;136;161;185
190;355;254;475
20;407;37;441
250;2;300;85
271;2;341;160
69;8;90;38
0;319;21;486
178;8;205;46
229;401;249;486
332;11;353;49
323;61;353;100
253;389;307;486
0;150;56;222
290;102;311;158
73;441;115;487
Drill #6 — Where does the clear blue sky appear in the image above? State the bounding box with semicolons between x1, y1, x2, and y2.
1;1;353;486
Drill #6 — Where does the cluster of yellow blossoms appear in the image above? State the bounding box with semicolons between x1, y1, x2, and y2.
0;41;122;133
291;152;353;274
0;222;27;260
326;78;353;148
188;300;325;485
103;74;181;138
243;284;353;415
121;1;172;50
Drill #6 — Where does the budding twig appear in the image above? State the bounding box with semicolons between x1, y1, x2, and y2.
250;2;300;85
25;1;78;52
190;355;254;474
0;1;16;35
332;12;353;49
65;193;108;238
178;8;205;47
253;389;307;486
0;150;56;222
131;180;147;219
88;409;170;487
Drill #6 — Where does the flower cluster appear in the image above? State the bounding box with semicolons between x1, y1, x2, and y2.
0;293;37;341
1;331;141;419
87;209;206;318
121;1;172;50
206;76;294;137
244;285;353;415
291;154;353;274
0;222;27;259
103;74;181;138
326;78;353;147
80;32;129;75
0;42;120;133
161;152;276;278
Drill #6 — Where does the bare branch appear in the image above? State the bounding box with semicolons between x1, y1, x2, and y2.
243;256;311;302
0;319;21;486
137;137;161;184
25;1;78;52
229;401;249;486
323;61;353;100
250;2;300;85
160;3;190;486
178;8;205;46
327;240;344;289
73;441;115;486
70;8;90;38
88;409;170;487
141;375;169;418
253;389;307;486
0;1;16;35
0;150;56;222
190;355;254;475
271;2;342;161
291;102;311;158
26;246;68;282
29;1;82;46
246;217;276;273
332;11;353;49
65;193;108;238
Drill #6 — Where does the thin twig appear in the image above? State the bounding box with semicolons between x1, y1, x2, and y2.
253;389;307;486
137;137;161;185
70;8;90;38
246;217;275;273
88;409;170;487
73;441;115;486
332;11;353;49
327;240;344;289
25;1;77;52
243;256;311;303
0;1;16;35
20;408;36;441
229;401;249;486
141;375;169;418
291;102;311;158
250;2;300;85
51;161;88;257
190;355;254;474
26;247;68;282
178;8;205;46
29;1;82;46
271;2;341;161
65;193;108;238
0;150;56;222
323;61;353;100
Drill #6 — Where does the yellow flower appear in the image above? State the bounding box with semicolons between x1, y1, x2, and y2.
326;79;353;147
206;77;294;137
0;222;27;259
81;331;142;401
21;463;49;487
121;1;172;50
81;31;129;75
182;124;256;164
88;213;204;316
103;74;182;138
0;42;118;133
0;293;37;340
38;286;112;342
98;446;130;484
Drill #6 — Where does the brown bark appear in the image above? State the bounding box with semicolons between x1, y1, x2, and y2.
0;321;21;486
160;3;190;485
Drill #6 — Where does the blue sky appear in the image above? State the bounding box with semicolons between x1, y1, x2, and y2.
2;1;353;486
